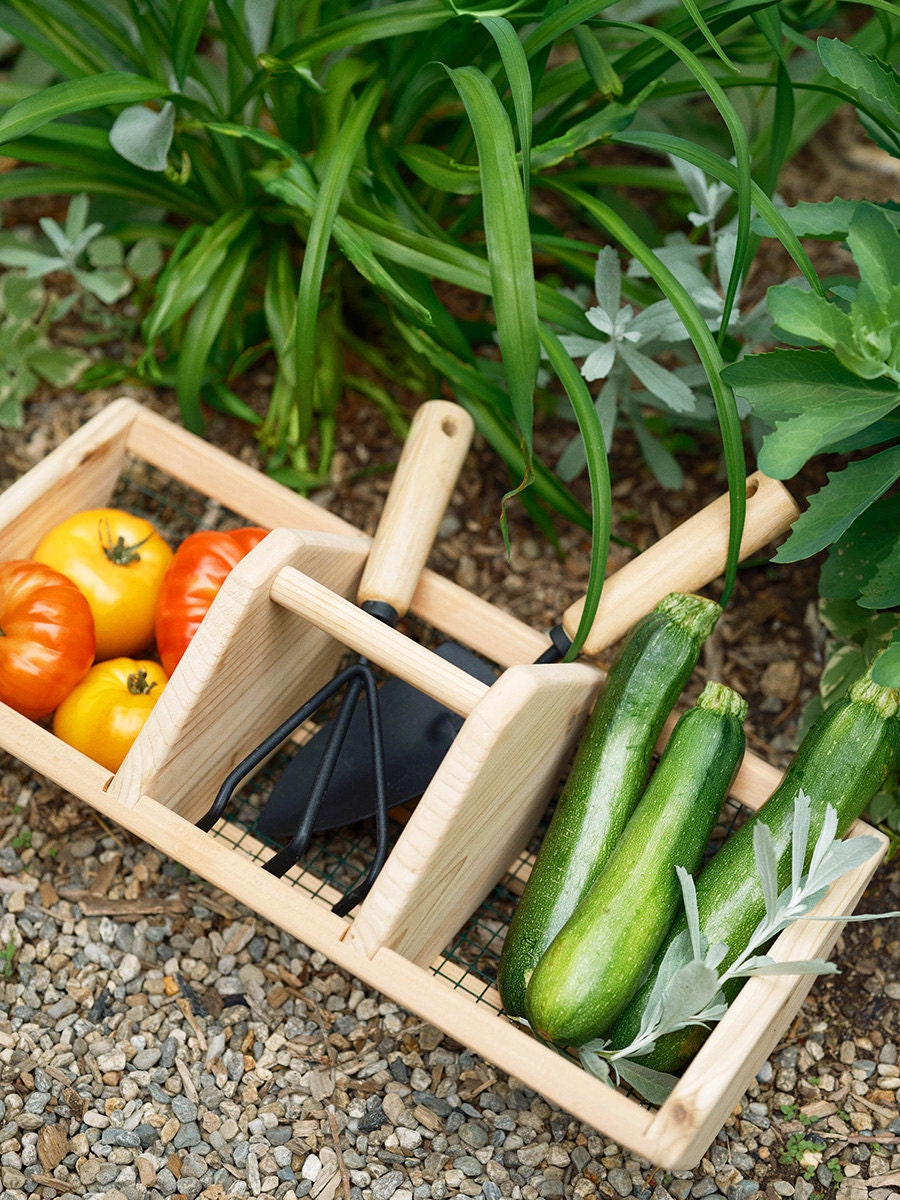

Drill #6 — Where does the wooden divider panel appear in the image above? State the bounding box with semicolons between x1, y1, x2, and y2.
109;529;368;819
349;661;603;965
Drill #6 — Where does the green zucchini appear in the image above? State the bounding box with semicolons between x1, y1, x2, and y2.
524;680;748;1047
607;656;900;1073
496;591;722;1018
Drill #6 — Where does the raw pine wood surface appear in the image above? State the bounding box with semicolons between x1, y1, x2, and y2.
269;566;491;719
357;399;474;615
348;661;603;966
108;531;369;820
0;398;136;559
562;471;800;656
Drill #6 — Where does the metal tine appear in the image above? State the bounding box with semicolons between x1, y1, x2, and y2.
195;400;475;913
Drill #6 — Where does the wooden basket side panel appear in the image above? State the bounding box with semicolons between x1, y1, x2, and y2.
349;662;603;965
128;408;361;537
109;529;369;819
647;823;888;1169
0;398;139;558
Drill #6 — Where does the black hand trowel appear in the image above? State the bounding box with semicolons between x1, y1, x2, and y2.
257;471;799;840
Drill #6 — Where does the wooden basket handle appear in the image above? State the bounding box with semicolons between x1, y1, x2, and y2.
357;400;474;618
562;471;799;659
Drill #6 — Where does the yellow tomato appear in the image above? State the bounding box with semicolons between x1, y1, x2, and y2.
52;658;167;772
34;508;173;660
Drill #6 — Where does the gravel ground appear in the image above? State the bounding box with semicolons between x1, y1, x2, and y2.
1;385;899;1200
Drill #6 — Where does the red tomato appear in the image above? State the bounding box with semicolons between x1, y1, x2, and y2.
154;527;268;675
0;560;96;720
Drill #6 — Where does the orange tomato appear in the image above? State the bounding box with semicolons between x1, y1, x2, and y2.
0;560;95;719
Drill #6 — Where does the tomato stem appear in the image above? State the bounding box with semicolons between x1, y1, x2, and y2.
127;669;158;695
100;519;153;565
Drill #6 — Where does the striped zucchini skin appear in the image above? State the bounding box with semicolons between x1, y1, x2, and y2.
523;681;748;1047
496;592;722;1019
607;663;900;1073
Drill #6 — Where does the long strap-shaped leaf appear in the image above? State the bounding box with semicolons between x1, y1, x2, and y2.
0;73;169;143
547;177;747;604
174;229;259;434
608;17;752;346
612;129;823;296
292;77;384;457
540;322;611;662
479;16;533;206
444;63;540;514
141;208;256;346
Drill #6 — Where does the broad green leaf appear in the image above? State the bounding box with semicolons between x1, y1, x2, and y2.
774;445;900;562
817;37;900;129
752;198;900;242
87;234;124;269
28;344;87;385
846;203;900;311
861;543;900;610
0;74;170;144
725;349;899;420
109;101;175;171
767;285;854;351
820;494;900;602
725;349;900;476
819;641;867;704
446;64;540;486
126;237;164;280
872;634;900;688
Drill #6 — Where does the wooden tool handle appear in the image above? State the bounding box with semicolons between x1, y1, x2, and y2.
357;400;475;618
562;471;800;659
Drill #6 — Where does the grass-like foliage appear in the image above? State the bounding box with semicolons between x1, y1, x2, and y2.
0;0;895;649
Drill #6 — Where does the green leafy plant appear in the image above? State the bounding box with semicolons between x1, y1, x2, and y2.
0;192;160;303
0;270;88;427
0;1;895;649
724;199;900;682
723;36;900;680
721;34;900;835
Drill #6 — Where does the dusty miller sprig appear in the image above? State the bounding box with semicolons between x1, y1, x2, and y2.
579;791;895;1104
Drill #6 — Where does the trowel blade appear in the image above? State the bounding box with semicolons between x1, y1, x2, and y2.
256;641;497;839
